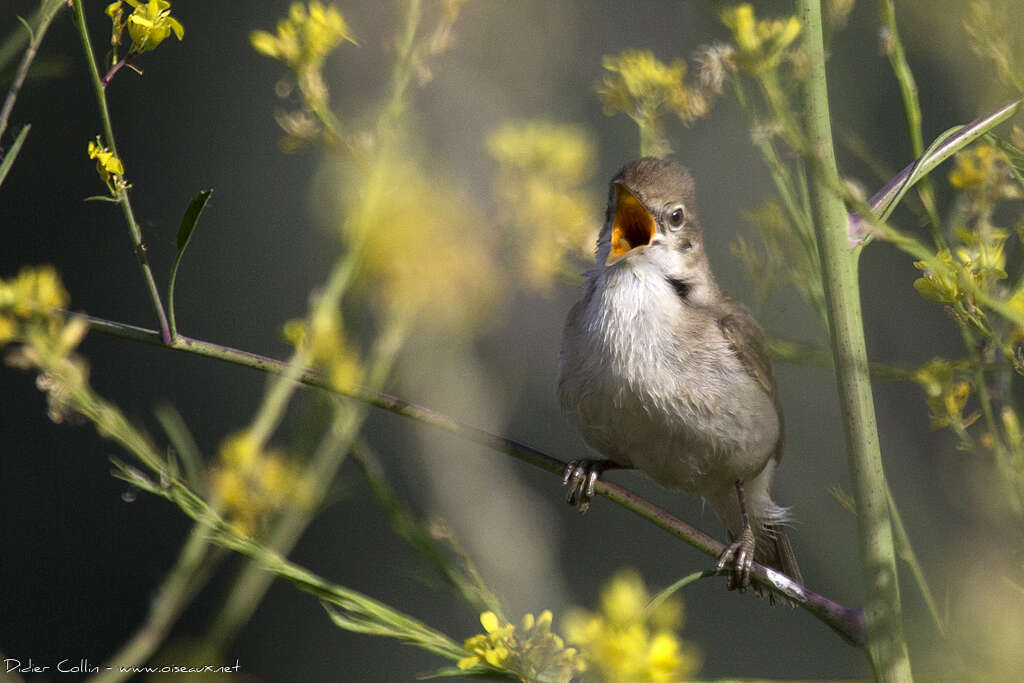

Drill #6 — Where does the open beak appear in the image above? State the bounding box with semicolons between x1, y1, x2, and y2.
606;183;656;266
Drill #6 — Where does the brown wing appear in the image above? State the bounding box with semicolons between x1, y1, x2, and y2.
715;294;785;462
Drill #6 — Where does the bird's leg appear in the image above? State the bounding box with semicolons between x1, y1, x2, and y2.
562;460;624;514
716;479;757;591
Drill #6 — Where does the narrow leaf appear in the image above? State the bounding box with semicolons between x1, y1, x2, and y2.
83;195;120;203
870;96;1022;221
0;124;30;188
168;189;213;338
176;189;212;251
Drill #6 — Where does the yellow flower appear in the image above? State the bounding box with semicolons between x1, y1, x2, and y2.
250;1;355;72
109;0;184;54
87;138;125;183
338;157;498;332
912;358;979;430
487;121;598;290
913;249;962;305
598;50;700;129
210;430;313;535
563;569;699;683
721;4;802;74
458;610;583;682
949;144;1020;209
950;145;1003;189
283;308;364;392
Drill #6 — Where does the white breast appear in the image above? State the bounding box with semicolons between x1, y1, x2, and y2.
559;263;779;495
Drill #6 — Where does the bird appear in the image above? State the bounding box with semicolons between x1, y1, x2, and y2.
557;157;801;593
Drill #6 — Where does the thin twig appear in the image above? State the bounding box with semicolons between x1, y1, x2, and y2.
0;0;66;143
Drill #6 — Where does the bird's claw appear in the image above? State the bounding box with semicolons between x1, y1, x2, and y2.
716;525;756;592
562;459;605;514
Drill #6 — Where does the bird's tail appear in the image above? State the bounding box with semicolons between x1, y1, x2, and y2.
764;523;802;586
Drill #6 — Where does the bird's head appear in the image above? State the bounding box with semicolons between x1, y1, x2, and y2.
596;158;713;301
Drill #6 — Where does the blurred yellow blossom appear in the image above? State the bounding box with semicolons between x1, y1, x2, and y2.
912;358;979;431
488;121;598;290
596;50;707;156
949;145;1021;209
0;265;71;348
721;4;802;74
339;157;497;331
105;0;184;54
1;267;90;424
210;430;314;536
457;610;583;683
87;137;124;186
283;307;363;392
250;2;355;73
954;226;1008;288
562;569;699;683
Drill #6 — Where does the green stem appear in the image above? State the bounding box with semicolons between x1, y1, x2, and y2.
797;0;912;678
885;483;947;639
877;0;943;245
89;522;226;683
0;0;65;143
71;0;172;344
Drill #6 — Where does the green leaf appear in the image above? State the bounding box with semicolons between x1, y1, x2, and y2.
168;189;213;339
176;189;213;252
870;96;1022;222
0;124;30;188
83;195;120;203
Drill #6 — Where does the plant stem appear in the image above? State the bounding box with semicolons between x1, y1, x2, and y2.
71;0;172;344
0;0;65;143
877;0;942;244
89;522;226;683
796;0;912;678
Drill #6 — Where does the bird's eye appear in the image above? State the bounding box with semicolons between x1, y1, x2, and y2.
668;206;686;229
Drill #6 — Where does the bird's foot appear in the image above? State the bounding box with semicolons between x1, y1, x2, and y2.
716;524;756;592
562;459;615;514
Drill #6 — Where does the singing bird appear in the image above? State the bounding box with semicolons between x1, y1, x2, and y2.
558;157;801;592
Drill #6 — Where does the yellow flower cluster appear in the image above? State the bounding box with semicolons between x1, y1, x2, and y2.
87;137;125;185
0;266;70;347
106;0;184;54
487;121;598;290
596;49;709;155
596;50;701;124
0;267;90;424
562;569;699;683
209;431;314;536
250;2;355;73
458;610;583;683
913;227;1009;306
283;307;363;392
340;157;497;331
912;358;978;431
949;144;1021;208
721;4;802;74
